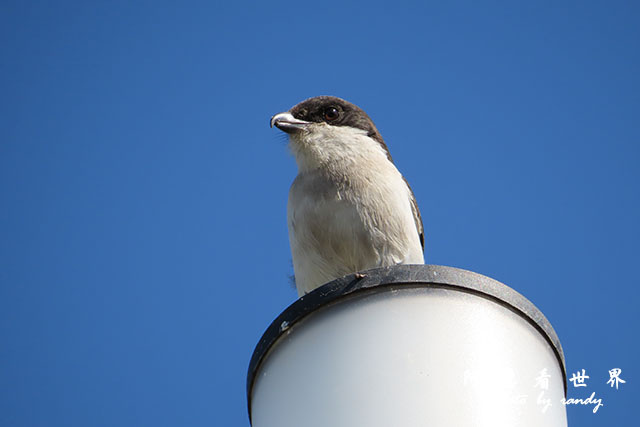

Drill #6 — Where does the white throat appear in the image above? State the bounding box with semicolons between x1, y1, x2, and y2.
289;124;390;173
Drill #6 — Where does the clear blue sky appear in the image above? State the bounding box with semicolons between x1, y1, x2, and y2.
1;1;637;425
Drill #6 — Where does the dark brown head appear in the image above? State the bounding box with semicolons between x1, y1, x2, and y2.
270;96;392;161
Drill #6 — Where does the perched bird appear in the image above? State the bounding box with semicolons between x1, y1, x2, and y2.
271;96;424;296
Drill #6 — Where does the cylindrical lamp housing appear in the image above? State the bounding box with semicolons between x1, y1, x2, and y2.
247;265;567;426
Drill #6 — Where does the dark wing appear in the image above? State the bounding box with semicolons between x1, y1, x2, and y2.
403;176;424;251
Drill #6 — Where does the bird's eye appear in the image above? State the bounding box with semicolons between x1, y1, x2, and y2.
324;107;339;121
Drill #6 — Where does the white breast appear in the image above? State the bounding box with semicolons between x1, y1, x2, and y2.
287;126;423;295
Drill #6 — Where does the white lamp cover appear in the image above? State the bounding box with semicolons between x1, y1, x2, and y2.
247;265;567;427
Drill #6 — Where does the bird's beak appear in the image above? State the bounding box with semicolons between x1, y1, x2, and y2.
270;112;310;134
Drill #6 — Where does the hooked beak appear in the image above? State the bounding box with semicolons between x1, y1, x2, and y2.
270;112;310;134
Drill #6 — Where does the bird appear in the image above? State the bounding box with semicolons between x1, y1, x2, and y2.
270;96;424;296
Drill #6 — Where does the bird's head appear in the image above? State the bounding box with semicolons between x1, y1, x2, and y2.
270;96;393;171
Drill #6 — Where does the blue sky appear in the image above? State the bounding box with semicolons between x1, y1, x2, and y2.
1;1;637;425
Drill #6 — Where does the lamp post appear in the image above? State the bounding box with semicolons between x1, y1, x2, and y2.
247;265;567;427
